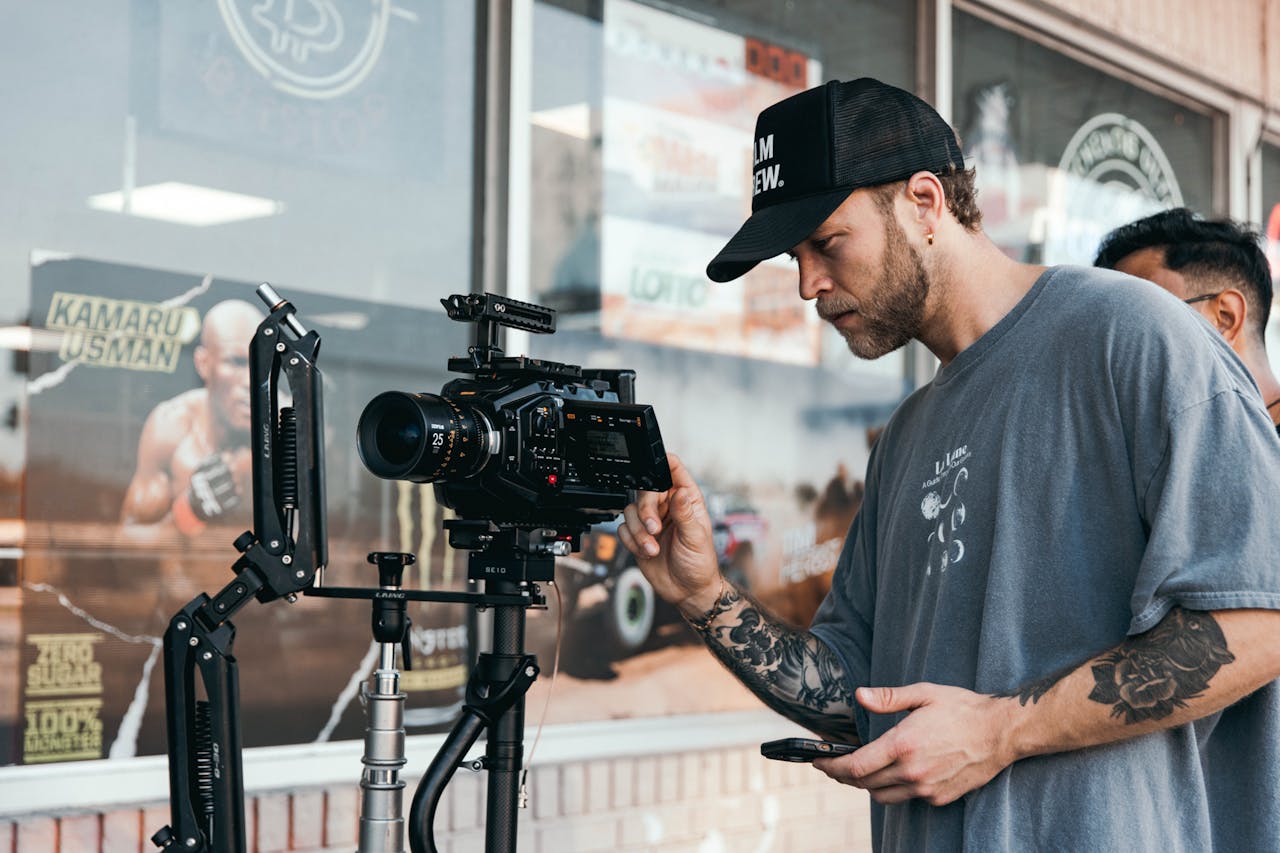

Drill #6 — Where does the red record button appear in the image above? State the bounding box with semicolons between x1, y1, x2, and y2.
546;473;558;486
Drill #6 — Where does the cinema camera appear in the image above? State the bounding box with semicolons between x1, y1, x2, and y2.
356;292;672;581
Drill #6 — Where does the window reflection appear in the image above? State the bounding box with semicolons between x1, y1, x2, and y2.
953;11;1215;265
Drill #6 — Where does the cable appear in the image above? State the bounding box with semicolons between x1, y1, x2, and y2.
518;579;563;807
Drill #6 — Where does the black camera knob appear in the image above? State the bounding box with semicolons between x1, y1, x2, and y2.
368;551;416;587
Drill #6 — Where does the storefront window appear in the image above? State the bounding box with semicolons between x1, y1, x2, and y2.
1261;141;1280;374
524;0;915;724
953;11;1216;265
1;2;478;766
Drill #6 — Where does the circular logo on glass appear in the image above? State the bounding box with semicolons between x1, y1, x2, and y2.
1044;113;1184;264
217;0;392;100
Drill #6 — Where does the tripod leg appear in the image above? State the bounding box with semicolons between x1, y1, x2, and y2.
483;598;528;853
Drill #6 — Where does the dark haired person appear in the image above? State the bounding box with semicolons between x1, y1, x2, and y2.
619;78;1280;852
1095;207;1280;432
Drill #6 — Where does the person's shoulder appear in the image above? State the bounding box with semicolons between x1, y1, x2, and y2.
1041;264;1216;345
1043;264;1185;320
145;388;209;431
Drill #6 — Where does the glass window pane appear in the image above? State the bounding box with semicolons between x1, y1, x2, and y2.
526;0;914;722
1261;141;1280;375
1;1;477;765
953;11;1216;265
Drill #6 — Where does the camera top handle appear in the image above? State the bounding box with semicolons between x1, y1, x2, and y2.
441;292;558;374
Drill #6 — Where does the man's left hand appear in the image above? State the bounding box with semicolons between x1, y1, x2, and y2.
812;683;1017;806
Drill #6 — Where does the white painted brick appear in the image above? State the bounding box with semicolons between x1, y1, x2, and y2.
722;748;745;794
244;796;257;853
535;817;617;853
444;827;485;853
325;785;359;848
140;805;169;847
102;808;141;853
620;804;696;847
656;755;680;804
584;761;611;815
560;762;585;816
257;792;291;852
58;813;99;853
447;770;482;831
531;764;559;820
16;817;57;853
291;789;325;850
699;750;724;796
609;758;634;810
775;788;823;820
678;752;702;799
633;757;658;807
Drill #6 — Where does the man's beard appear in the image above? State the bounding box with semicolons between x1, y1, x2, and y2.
818;215;930;360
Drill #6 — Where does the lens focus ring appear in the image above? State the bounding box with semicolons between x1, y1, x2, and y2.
357;391;492;482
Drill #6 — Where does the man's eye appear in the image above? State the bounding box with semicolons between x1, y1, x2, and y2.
814;236;833;250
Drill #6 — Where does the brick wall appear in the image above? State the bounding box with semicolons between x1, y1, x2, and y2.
0;746;873;853
1031;0;1280;108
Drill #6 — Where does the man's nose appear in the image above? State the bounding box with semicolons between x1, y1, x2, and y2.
797;258;832;301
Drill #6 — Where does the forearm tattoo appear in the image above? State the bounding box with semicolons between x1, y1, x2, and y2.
1089;607;1235;723
690;583;859;742
992;607;1236;725
994;659;1083;707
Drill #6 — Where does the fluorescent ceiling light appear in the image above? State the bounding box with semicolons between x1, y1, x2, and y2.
87;182;284;227
530;103;592;140
0;326;62;353
308;311;370;331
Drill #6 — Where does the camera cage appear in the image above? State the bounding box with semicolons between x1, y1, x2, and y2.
352;291;670;582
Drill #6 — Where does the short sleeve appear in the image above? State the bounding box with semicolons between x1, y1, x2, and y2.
1129;388;1280;633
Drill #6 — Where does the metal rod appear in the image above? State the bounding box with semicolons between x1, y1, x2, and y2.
358;645;407;853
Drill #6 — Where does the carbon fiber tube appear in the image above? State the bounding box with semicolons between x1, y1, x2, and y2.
408;710;486;853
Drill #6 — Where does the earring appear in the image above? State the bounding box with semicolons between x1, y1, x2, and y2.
926;232;934;246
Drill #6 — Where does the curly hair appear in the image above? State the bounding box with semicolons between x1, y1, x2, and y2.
870;167;983;232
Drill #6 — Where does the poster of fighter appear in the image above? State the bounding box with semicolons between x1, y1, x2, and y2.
6;255;474;766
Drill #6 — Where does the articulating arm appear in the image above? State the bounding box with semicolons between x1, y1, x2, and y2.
152;285;327;852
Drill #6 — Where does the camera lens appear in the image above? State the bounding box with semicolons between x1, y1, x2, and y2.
357;391;494;482
374;407;423;467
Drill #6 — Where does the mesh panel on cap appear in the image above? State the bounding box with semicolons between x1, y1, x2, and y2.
830;80;962;189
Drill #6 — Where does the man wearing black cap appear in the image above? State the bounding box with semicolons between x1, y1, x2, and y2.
619;78;1280;852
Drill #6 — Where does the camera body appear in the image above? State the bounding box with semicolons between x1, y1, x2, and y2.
357;293;672;543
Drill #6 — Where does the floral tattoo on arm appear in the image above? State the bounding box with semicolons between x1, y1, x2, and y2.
992;607;1236;724
689;582;860;743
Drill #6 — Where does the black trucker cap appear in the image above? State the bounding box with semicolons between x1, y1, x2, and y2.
706;78;964;283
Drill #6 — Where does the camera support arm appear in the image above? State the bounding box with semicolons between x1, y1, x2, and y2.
152;285;327;853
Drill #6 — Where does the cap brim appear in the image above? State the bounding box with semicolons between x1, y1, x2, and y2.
706;188;853;282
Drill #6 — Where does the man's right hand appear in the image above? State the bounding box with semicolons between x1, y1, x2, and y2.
618;453;722;618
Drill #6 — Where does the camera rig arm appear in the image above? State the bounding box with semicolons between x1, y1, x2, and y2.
152;284;327;853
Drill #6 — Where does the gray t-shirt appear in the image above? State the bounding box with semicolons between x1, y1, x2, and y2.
811;265;1280;853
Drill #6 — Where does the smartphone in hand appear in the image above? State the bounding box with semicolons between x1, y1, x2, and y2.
760;737;857;762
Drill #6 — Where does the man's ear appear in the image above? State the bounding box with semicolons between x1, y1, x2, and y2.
1209;289;1248;343
903;171;945;238
193;345;211;384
